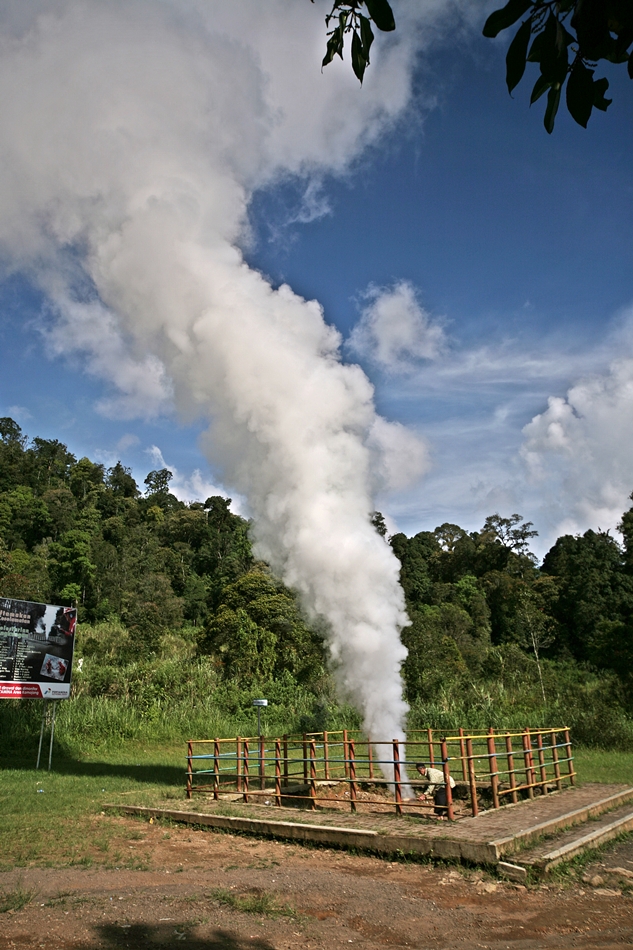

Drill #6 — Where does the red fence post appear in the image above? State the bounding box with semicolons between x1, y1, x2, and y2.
551;730;562;791
213;738;220;801
243;740;250;804
260;736;266;791
236;737;242;793
349;739;357;814
440;738;454;821
186;741;193;799
487;727;500;809
523;728;535;798
466;736;478;817
505;733;518;804
393;739;403;817
458;728;467;782
536;731;548;793
309;739;317;810
275;739;282;806
564;729;575;786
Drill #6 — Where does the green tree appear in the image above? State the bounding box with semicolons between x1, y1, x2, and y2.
483;0;632;132
318;2;632;132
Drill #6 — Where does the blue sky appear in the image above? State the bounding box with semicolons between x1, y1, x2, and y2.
1;3;632;559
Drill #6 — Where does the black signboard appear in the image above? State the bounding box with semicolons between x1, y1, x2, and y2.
0;598;77;699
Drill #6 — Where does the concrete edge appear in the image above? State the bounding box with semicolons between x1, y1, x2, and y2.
103;804;498;866
539;810;633;872
489;787;633;856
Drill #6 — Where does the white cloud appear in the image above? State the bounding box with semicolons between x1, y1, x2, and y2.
41;295;172;420
348;281;446;372
521;349;633;541
145;444;245;513
6;405;32;423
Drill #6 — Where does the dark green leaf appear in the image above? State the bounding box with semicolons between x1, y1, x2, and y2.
544;82;562;133
322;22;344;68
566;61;594;127
351;30;367;83
592;77;612;112
530;73;550;103
538;13;569;84
364;0;395;32
360;14;374;59
506;19;532;93
483;0;533;39
527;29;546;63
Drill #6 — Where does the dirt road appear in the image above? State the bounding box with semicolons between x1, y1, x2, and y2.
1;815;632;949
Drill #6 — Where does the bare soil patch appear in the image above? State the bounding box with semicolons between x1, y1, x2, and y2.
1;814;632;949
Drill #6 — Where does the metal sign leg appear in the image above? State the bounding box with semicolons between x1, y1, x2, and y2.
48;701;58;771
36;700;48;770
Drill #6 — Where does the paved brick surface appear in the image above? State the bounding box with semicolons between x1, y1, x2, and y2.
156;782;633;844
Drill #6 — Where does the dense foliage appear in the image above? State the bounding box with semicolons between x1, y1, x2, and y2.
1;415;633;750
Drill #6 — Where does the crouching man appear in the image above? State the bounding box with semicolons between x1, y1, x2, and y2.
415;762;455;819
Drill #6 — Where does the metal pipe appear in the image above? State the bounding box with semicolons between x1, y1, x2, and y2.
349;739;357;814
393;739;402;817
466;736;478;817
440;738;454;821
487;727;499;809
505;734;518;804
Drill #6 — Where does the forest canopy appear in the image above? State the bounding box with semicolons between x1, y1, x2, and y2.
1;416;633;747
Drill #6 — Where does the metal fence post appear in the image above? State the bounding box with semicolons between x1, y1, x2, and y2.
303;733;308;782
283;734;289;787
427;728;435;767
466;736;478;817
523;728;535;798
243;740;250;804
564;728;575;786
349;739;357;814
393;739;403;817
440;738;454;821
487;727;500;809
367;737;374;781
505;733;518;804
236;737;242;793
343;729;349;778
275;738;282;807
309;739;317;810
260;736;266;791
323;731;329;780
458;728;467;782
536;731;548;793
213;738;220;801
551;730;562;791
186;740;193;799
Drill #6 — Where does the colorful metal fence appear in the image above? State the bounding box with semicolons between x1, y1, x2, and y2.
185;726;575;821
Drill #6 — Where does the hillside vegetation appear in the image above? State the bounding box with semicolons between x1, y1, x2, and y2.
1;416;632;754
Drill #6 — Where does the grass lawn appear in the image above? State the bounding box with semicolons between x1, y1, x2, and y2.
0;742;631;871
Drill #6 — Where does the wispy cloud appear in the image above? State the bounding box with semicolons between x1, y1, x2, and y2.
348;281;445;373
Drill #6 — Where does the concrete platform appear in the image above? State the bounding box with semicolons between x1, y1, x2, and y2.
105;782;633;870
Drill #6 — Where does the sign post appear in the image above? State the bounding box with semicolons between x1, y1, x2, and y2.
0;597;77;770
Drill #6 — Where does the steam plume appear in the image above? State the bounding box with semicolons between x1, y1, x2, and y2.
0;1;448;752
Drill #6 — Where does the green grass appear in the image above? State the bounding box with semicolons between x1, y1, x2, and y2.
0;742;184;870
209;888;296;918
0;883;36;913
573;748;633;785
